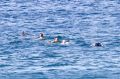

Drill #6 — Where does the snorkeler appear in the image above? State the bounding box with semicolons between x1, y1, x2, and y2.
94;42;102;47
39;33;45;40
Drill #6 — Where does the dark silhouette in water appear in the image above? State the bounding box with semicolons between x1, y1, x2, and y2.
94;42;102;47
39;33;45;40
22;31;26;36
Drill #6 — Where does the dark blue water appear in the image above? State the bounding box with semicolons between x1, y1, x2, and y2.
0;0;120;79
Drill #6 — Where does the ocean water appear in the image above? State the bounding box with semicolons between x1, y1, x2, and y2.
0;0;120;79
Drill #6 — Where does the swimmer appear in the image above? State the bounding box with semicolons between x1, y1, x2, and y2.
94;42;102;47
53;37;60;43
61;40;70;45
39;33;45;40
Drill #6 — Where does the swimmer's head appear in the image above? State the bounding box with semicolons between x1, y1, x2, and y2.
39;33;45;40
61;40;66;44
61;40;70;45
40;33;44;37
94;42;102;47
62;40;66;42
53;37;59;43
